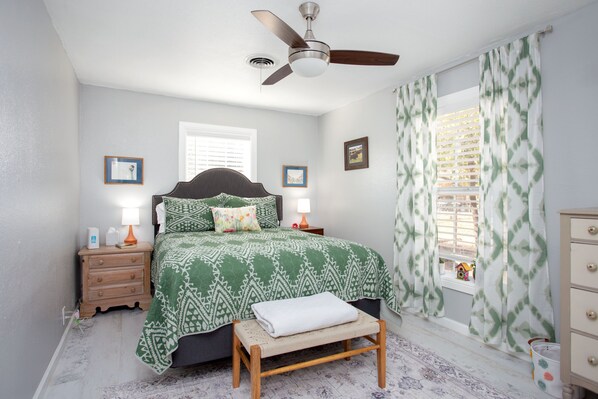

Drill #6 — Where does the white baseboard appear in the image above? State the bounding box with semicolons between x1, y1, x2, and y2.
430;314;470;335
32;315;75;399
428;315;529;361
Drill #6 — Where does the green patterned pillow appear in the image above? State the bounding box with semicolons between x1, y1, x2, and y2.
213;192;230;205
163;196;221;233
224;195;279;228
211;206;261;233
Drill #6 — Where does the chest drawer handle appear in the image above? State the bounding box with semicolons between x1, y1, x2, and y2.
587;310;597;320
97;277;103;283
589;226;598;235
589;356;597;366
131;257;138;263
98;291;104;297
130;287;136;293
98;259;104;265
588;263;598;272
130;273;136;279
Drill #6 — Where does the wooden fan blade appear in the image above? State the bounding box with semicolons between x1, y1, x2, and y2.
330;50;400;66
263;64;293;85
251;10;308;49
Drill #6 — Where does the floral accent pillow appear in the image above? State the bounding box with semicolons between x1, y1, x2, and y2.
211;206;261;233
224;195;279;228
163;196;222;233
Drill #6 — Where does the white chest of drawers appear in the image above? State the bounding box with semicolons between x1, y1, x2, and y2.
561;209;598;398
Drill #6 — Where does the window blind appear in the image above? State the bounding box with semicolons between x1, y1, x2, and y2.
185;134;252;181
436;106;481;259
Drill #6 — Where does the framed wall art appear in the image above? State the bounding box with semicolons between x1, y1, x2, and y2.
282;165;308;188
104;156;144;185
344;136;369;171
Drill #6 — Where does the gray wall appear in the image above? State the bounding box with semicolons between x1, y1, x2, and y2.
317;89;400;326
79;85;319;245
542;1;598;340
317;1;598;337
0;0;80;398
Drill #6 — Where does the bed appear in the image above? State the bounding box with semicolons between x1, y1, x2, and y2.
136;168;399;374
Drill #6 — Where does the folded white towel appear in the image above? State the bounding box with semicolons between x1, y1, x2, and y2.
251;292;359;338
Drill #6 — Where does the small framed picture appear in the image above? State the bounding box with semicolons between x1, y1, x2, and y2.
344;136;369;171
104;156;144;185
282;165;308;188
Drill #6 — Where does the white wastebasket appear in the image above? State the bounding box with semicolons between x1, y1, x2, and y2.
530;341;562;398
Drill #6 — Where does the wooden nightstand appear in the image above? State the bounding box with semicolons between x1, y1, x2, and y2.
78;242;153;318
299;226;324;235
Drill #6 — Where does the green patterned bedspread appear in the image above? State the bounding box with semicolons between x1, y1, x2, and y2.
136;228;399;373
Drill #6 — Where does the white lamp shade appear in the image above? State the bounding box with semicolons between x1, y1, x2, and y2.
297;199;311;214
290;57;328;77
122;207;140;225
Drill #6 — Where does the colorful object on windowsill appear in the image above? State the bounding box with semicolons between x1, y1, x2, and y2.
456;262;473;281
122;207;140;245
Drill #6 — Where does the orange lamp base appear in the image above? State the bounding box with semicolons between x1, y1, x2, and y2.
124;225;137;245
299;214;309;229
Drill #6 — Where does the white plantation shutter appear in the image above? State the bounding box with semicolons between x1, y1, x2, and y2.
179;122;257;181
185;134;251;180
436;100;481;260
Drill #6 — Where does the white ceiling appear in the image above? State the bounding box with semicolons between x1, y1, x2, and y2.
44;0;595;116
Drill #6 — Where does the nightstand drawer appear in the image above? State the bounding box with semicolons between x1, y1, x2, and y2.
571;243;598;289
88;283;144;301
571;218;598;242
89;252;145;268
571;333;598;383
88;266;143;287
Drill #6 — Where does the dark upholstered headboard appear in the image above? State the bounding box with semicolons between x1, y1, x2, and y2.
152;168;283;235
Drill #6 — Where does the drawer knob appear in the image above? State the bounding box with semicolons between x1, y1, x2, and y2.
131;257;137;263
588;263;598;272
588;356;597;366
130;287;136;293
130;273;135;279
589;226;598;235
98;291;104;297
587;310;597;320
98;259;104;265
97;277;103;283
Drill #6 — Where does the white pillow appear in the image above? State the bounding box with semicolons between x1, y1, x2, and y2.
156;202;165;233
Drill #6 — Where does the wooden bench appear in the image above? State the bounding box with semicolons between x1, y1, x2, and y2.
232;309;386;399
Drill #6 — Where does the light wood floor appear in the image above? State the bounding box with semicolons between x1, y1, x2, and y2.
42;307;557;399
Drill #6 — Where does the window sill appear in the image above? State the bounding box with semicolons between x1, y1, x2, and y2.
440;271;475;295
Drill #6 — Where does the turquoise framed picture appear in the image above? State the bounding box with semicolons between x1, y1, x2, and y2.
282;165;307;187
104;156;144;185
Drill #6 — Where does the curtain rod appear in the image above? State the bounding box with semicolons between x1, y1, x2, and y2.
392;25;553;93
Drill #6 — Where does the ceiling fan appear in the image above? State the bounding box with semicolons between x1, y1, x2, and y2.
251;2;400;85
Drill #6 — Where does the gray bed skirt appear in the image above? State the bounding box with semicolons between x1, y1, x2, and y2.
171;298;381;368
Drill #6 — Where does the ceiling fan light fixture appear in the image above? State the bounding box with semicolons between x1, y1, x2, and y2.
288;40;330;78
290;54;328;77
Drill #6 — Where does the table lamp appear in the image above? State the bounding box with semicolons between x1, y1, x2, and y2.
297;199;310;229
122;207;140;245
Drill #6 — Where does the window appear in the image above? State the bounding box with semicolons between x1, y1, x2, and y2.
179;122;257;181
436;87;480;264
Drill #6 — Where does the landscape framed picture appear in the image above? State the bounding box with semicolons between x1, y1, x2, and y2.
282;165;308;187
104;156;144;185
344;136;369;170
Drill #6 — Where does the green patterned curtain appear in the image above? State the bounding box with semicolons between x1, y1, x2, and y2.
469;33;555;351
394;74;444;317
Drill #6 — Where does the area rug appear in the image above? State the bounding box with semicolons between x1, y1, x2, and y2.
101;331;514;399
